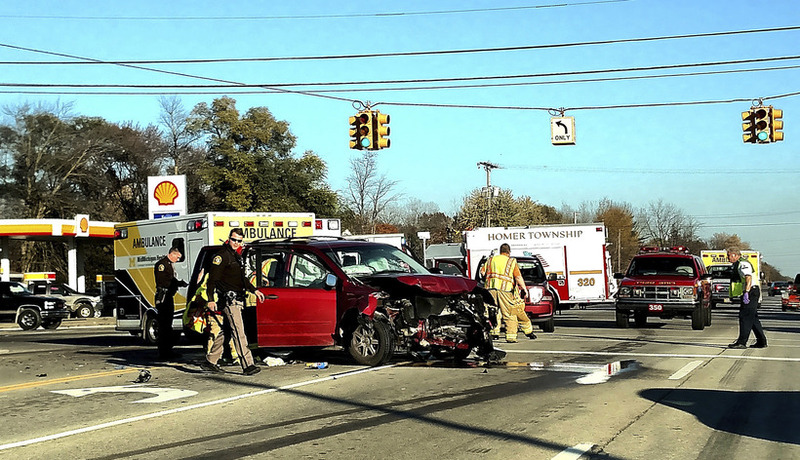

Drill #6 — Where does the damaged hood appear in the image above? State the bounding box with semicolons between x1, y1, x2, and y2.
361;273;480;296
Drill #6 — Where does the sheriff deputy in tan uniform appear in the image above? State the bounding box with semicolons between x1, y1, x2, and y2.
201;228;265;376
154;247;187;360
480;243;536;343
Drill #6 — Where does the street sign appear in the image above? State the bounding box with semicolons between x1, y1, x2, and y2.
551;116;575;145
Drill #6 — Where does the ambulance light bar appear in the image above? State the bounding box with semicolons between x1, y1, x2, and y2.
114;228;128;239
638;246;690;254
186;220;206;232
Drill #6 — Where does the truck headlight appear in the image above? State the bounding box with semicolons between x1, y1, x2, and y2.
618;286;631;297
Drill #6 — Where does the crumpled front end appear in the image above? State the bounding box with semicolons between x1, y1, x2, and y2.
374;287;505;362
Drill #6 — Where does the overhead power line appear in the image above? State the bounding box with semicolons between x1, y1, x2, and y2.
2;55;798;89
1;25;798;65
0;1;629;21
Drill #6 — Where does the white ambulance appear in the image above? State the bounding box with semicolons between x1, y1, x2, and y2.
463;223;616;308
113;212;315;343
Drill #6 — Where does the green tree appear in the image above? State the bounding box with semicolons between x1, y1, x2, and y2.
453;188;548;231
187;97;337;215
595;199;640;272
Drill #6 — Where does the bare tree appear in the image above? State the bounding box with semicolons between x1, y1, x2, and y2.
636;199;701;247
158;96;203;175
344;151;400;233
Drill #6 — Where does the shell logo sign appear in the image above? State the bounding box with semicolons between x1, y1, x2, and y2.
154;181;179;206
147;175;187;219
79;216;89;233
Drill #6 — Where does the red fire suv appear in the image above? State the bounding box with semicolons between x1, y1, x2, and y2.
614;246;712;330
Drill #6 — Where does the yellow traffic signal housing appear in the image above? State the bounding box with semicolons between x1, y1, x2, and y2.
373;111;390;150
753;107;770;143
349;111;372;150
771;107;784;142
742;109;756;143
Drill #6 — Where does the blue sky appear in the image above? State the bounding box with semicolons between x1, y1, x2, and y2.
0;1;799;275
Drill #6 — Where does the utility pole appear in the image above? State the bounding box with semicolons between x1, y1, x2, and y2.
477;161;499;227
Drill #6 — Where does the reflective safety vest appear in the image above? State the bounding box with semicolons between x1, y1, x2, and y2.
485;254;517;292
730;259;753;297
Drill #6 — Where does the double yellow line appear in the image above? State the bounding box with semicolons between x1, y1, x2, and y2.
0;368;143;394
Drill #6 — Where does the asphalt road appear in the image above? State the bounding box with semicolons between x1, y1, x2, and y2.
1;297;799;460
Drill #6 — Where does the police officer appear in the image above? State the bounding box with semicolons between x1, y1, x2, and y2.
154;246;187;360
480;243;536;343
727;247;767;349
201;228;265;375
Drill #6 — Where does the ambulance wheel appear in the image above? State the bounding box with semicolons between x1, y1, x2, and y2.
75;302;94;319
18;308;41;330
540;317;555;333
691;308;705;330
348;320;394;366
144;316;159;345
615;311;629;328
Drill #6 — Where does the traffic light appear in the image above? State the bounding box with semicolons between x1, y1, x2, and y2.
349;111;372;150
742;109;756;143
373;111;390;150
753;106;770;143
771;107;784;142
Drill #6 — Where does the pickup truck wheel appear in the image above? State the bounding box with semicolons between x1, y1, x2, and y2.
18;308;41;330
144;315;159;345
704;306;712;326
348;320;394;366
615;310;629;328
691;307;705;330
75;302;94;319
633;310;647;328
540;317;555;333
42;319;62;330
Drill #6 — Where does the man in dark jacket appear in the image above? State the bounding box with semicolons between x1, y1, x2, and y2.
201;228;265;375
154;247;187;360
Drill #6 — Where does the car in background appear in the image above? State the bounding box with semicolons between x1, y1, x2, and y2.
614;246;713;330
0;281;70;330
782;275;800;311
29;282;101;318
476;255;557;332
769;280;791;296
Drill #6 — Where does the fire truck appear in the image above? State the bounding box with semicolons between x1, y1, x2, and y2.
113;212;315;343
462;223;617;308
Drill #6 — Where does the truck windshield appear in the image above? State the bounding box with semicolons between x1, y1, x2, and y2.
518;259;547;284
324;245;428;277
628;258;696;277
8;282;32;295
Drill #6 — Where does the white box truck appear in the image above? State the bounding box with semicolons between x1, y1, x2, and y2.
463;223;616;308
113;212;315;343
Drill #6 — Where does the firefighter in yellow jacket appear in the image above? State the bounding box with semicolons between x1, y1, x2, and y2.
480;243;536;343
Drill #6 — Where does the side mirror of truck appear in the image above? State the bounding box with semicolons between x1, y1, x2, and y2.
428;267;443;274
613;272;624;279
547;273;558;281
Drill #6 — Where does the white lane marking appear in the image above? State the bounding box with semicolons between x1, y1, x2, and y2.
0;349;9;354
668;360;704;380
529;361;638;385
552;443;595;459
0;364;394;451
51;385;198;404
510;349;800;363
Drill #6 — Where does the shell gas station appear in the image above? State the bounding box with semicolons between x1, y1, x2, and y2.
0;215;116;291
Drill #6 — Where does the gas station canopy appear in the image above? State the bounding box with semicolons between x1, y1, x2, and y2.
0;215;116;291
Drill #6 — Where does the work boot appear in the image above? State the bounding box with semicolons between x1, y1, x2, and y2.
506;337;518;343
727;342;747;349
243;365;262;376
200;361;225;373
526;331;537;340
750;342;768;348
